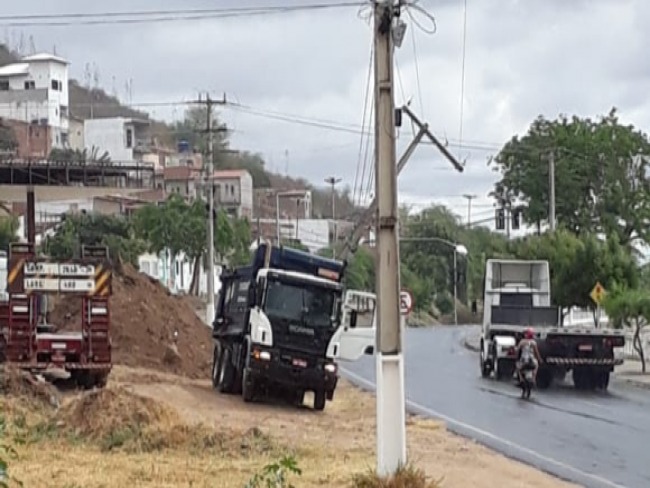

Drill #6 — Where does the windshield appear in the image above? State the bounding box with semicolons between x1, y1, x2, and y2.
264;279;338;328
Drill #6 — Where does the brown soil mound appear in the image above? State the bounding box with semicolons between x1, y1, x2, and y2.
55;386;276;455
49;264;213;379
0;365;60;408
56;386;179;439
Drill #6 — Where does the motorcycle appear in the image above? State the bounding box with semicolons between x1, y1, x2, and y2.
518;366;535;399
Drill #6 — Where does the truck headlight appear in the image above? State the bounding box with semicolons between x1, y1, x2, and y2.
324;363;337;373
253;349;271;361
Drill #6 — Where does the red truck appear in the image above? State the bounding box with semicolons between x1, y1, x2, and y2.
0;242;113;389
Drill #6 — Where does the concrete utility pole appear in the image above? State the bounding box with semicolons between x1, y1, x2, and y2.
324;176;342;257
548;151;556;231
373;0;406;476
463;193;476;228
193;92;227;325
205;94;217;326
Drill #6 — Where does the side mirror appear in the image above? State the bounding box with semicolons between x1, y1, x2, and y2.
349;311;358;329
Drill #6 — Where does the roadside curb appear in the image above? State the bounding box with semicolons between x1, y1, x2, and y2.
462;334;480;353
614;373;650;391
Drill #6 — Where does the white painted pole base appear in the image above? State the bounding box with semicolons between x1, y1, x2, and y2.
376;337;407;475
206;301;215;327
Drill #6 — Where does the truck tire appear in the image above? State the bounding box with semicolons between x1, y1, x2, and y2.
536;368;553;390
94;372;108;389
597;371;610;390
241;368;256;403
217;347;236;394
572;368;593;390
479;344;491;378
211;345;222;389
293;389;305;407
495;359;514;381
313;390;326;411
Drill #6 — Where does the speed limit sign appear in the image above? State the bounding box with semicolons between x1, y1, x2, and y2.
400;289;413;315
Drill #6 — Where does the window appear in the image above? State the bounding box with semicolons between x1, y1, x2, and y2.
60;105;68;117
24;80;35;90
125;128;133;148
0;81;9;91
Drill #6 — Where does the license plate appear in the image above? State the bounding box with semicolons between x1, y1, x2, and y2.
292;358;307;368
578;344;593;351
52;343;67;350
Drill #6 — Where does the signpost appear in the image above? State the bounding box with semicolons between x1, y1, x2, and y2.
19;261;111;295
589;281;606;327
400;290;413;316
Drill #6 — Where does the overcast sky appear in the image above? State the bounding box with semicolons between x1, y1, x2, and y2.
3;0;650;232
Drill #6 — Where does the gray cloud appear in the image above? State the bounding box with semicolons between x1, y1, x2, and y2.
2;0;649;229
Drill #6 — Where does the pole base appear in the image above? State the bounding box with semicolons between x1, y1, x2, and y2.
376;350;407;476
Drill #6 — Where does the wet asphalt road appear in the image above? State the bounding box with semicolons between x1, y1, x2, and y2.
340;325;650;488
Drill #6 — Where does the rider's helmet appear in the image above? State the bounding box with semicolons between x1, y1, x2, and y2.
524;327;535;339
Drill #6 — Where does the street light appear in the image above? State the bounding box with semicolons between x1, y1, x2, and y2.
275;189;309;245
324;176;342;257
398;236;468;325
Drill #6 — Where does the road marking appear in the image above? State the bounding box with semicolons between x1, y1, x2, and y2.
340;367;625;488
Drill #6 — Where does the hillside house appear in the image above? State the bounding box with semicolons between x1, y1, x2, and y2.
83;116;151;164
0;53;70;153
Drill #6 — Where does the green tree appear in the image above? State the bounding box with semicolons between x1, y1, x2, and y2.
491;108;650;245
602;286;649;372
43;213;146;266
0;217;18;252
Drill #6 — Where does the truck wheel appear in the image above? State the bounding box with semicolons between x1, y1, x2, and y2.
94;373;108;389
211;345;222;389
593;370;610;391
536;368;553;390
217;347;236;394
496;359;514;381
293;389;305;407
313;390;326;411
241;368;256;403
572;368;593;390
479;344;491;378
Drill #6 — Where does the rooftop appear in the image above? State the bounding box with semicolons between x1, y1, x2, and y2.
22;53;69;65
0;62;29;77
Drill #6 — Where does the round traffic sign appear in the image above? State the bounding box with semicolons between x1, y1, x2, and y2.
400;289;414;315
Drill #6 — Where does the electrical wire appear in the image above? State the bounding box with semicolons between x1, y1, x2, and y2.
457;0;468;162
353;39;374;208
0;2;367;27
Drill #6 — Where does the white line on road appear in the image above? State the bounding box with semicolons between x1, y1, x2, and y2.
340;367;626;488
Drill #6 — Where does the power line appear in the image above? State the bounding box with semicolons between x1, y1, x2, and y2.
0;2;366;27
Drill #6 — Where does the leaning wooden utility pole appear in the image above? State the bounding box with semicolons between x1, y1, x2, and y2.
373;0;406;476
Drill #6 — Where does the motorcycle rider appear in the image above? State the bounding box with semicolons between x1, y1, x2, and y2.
516;327;543;385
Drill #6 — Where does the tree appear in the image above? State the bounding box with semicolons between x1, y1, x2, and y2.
602;286;649;373
0;217;18;252
491;109;650;246
43;213;146;267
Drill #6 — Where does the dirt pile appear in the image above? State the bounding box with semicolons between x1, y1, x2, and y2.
49;264;213;379
54;386;276;455
0;366;60;408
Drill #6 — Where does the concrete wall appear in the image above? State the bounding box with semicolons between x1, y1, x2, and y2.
68;118;84;151
138;251;222;296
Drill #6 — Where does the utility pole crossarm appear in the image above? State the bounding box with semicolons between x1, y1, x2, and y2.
401;104;464;173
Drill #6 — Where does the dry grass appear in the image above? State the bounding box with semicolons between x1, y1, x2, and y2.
0;366;579;488
352;465;442;488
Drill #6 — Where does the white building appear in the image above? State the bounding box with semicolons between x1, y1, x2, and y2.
0;53;69;149
211;169;254;220
83;116;150;164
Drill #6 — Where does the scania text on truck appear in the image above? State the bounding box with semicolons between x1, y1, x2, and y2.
211;243;375;411
479;258;625;390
